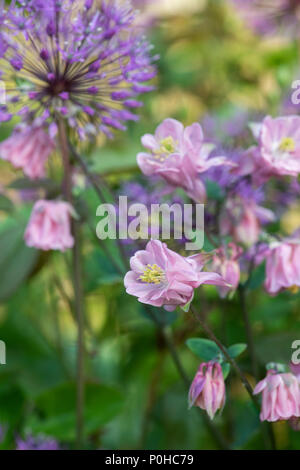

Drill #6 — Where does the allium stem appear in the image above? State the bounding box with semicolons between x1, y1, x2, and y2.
58;120;72;203
189;305;276;450
58;120;85;449
69;144;130;270
72;220;85;449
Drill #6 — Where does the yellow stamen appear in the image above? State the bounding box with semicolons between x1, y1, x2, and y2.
153;136;177;161
288;285;299;294
279;137;295;153
139;264;165;284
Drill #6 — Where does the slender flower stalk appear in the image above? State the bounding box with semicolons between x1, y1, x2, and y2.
69;143;130;269
58;120;85;449
238;285;259;380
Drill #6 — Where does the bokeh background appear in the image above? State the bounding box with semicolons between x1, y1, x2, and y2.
0;0;300;450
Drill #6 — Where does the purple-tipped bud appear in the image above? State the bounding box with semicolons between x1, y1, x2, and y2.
189;361;226;419
40;49;49;61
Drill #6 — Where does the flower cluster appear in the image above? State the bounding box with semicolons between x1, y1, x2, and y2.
124;111;300;421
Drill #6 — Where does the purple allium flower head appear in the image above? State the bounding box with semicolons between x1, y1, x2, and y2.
0;0;156;139
16;435;60;450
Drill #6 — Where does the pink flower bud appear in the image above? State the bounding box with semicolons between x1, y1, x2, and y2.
24;200;74;252
189;361;226;419
254;370;300;422
211;243;241;298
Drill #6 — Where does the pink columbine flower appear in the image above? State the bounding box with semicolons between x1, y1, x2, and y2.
211;243;242;298
24;200;74;252
189;361;226;419
219;195;274;246
0;127;55;179
137;118;229;202
124;240;229;311
249;116;300;181
254;369;300;422
263;240;300;295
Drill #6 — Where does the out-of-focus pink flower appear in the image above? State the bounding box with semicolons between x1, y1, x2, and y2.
249;116;300;181
211;243;242;298
124;240;229;311
0;127;55;179
289;417;300;431
232;0;300;37
137;119;229;202
263;240;300;295
24;200;74;252
254;369;300;422
189;361;226;419
16;435;60;450
219;195;274;246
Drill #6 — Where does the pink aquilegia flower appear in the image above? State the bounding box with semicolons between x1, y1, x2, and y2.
249;116;300;182
124;240;229;311
24;200;74;252
137;118;229;202
219;195;274;246
189;361;226;419
263;239;300;295
0;127;55;179
254;369;300;422
211;243;242;298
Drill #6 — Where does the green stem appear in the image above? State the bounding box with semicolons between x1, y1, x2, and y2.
238;285;259;380
58;120;85;449
72;220;85;449
69;144;129;270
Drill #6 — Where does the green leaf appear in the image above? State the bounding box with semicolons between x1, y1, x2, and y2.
0;195;14;213
186;338;221;361
227;343;247;358
247;263;265;290
90;144;140;174
0;210;38;301
222;363;230;380
8;177;58;191
30;382;124;441
205;179;224;201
